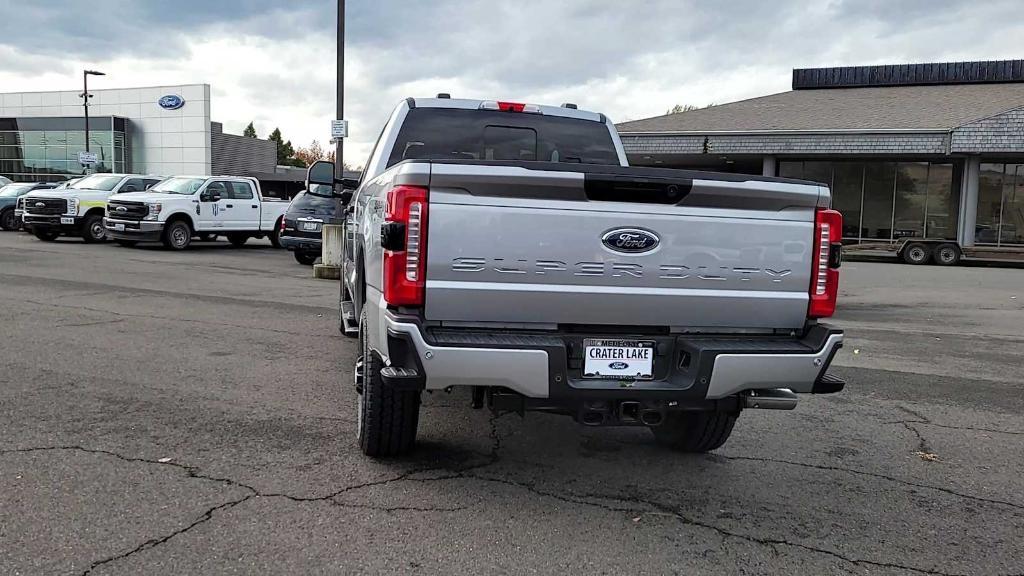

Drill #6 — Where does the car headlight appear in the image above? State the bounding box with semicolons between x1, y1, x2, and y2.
66;198;79;215
143;203;162;221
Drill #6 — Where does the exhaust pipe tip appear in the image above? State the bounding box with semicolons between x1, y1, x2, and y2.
581;411;605;426
640;410;663;426
742;389;798;410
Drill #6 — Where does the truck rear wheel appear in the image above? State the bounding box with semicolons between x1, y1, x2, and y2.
269;221;282;248
356;310;420;457
651;411;737;453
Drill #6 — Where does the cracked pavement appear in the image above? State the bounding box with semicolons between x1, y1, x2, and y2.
1;233;1022;575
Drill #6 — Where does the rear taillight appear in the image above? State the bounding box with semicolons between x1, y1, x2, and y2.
279;216;287;232
479;101;541;113
809;208;842;318
383;185;429;307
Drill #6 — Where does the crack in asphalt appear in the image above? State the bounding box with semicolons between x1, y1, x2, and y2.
79;495;255;576
884;420;1024;436
6;417;1022;576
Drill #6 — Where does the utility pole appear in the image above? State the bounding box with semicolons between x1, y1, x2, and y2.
335;0;345;178
81;70;105;154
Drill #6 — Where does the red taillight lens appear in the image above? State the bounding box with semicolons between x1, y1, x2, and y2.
279;217;287;232
383;185;428;307
497;101;526;112
809;208;842;318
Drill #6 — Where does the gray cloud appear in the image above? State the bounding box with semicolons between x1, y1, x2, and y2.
3;0;1023;163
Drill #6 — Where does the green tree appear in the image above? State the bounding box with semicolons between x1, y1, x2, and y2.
666;103;716;115
268;127;303;166
243;122;257;138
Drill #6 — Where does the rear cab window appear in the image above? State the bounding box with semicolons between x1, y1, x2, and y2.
386;108;620;168
230;182;254;200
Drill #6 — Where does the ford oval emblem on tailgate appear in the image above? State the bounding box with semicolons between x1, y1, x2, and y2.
609;361;629;370
601;228;660;253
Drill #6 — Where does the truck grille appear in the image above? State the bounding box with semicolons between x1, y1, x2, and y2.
24;197;67;215
106;200;148;221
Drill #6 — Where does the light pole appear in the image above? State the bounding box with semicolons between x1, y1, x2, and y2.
335;0;344;178
81;70;105;155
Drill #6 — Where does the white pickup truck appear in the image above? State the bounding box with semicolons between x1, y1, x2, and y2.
103;176;287;250
22;174;163;242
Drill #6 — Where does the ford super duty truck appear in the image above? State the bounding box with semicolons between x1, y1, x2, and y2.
22;174;162;242
307;97;845;457
103;176;287;250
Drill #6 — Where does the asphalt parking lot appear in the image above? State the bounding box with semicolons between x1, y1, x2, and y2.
1;231;1022;576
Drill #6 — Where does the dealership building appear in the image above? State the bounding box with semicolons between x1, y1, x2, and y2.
0;83;277;184
619;60;1024;247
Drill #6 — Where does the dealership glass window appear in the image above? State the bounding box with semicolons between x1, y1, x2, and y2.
831;163;863;239
978;163;1024;246
893;162;929;238
776;160;957;242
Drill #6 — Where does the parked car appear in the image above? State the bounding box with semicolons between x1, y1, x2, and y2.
103;175;287;250
279;186;346;265
310;96;845;457
0;182;59;231
22;174;162;242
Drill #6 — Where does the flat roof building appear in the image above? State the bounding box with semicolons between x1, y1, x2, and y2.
618;60;1024;247
0;84;276;183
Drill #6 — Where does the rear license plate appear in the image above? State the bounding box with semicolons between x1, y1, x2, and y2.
300;221;320;232
113;223;125;232
583;339;655;380
60;217;74;224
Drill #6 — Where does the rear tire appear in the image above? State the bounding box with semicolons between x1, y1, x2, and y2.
0;208;17;231
294;251;318;265
227;233;248;247
901;242;931;265
651;411;737;453
33;229;59;242
269;220;282;248
162;220;192;250
81;214;106;243
356;310;420;457
933;243;961;266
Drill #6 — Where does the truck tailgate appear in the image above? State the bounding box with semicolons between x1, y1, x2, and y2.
423;163;826;330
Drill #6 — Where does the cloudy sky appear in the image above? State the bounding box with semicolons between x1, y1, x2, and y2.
1;0;1022;166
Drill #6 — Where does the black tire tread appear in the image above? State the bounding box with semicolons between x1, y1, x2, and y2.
0;207;16;231
81;213;105;243
652;411;737;453
294;251;318;265
358;311;420;457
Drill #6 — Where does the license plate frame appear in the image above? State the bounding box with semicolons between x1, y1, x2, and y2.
113;223;125;232
582;339;656;380
299;221;321;232
60;217;75;225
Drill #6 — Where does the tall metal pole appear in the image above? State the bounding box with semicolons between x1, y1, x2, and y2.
335;0;345;178
83;71;91;154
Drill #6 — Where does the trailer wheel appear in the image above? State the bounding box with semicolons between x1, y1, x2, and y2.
933;243;961;266
901;242;931;265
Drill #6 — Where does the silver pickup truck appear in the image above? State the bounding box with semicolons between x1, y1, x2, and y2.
307;97;844;457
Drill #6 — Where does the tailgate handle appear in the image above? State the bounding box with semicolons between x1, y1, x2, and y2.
584;174;693;204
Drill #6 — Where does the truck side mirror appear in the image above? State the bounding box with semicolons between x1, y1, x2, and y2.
307;161;335;189
307;160;361;201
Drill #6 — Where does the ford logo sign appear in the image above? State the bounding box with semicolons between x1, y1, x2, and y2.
115;206;127;212
609;361;629;370
158;94;185;110
601;228;660;254
35;202;45;208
